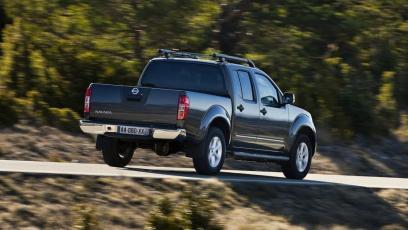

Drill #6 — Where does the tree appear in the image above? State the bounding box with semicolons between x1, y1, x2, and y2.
0;0;406;137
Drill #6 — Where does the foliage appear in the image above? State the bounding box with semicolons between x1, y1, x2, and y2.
147;190;222;230
0;0;407;137
72;204;100;230
0;89;18;125
45;107;81;132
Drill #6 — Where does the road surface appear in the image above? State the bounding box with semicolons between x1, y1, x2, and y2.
0;160;407;189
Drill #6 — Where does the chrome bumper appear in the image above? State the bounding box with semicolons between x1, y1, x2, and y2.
79;120;186;140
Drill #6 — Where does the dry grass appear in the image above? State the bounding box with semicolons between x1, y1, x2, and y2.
0;173;407;229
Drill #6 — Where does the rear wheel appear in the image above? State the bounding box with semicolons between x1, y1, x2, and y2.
281;134;312;179
102;138;135;167
193;127;226;175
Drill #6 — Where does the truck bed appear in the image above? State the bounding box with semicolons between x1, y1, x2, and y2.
86;83;232;136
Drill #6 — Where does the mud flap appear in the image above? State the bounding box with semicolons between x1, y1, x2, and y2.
96;135;116;151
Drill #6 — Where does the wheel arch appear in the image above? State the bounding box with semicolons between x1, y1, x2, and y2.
198;105;231;144
209;117;231;145
296;126;316;155
288;114;316;155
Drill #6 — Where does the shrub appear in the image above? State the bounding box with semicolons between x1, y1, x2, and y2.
147;197;190;230
72;204;100;230
183;191;222;230
13;90;49;124
146;191;222;230
44;107;81;132
0;89;18;126
0;88;81;132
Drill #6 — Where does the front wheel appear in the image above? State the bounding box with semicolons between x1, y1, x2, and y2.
102;138;135;167
281;134;312;179
193;127;226;175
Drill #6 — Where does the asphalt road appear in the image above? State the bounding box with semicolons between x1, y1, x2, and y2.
0;160;407;189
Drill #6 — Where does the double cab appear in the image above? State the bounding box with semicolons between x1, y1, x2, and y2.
80;49;316;179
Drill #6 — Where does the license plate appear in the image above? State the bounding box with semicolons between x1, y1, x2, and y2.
118;126;150;136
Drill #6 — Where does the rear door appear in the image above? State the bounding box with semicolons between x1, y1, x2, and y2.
230;68;260;150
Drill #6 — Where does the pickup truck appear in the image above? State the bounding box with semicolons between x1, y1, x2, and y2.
80;49;316;179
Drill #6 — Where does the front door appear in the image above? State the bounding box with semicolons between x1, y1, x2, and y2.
253;72;289;151
230;69;260;150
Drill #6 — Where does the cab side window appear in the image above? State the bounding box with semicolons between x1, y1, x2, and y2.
254;73;279;107
236;71;254;101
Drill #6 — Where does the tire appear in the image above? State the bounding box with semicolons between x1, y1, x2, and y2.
102;138;135;167
193;127;226;175
281;134;312;179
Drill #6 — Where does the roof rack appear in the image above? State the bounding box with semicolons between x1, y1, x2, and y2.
158;49;201;59
212;53;255;68
158;49;256;68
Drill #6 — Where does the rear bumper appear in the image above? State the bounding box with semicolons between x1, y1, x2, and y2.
79;120;186;140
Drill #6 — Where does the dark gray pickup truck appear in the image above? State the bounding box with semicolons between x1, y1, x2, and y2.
80;49;316;179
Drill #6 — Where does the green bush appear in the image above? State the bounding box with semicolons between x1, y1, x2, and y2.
147;191;222;230
45;107;81;132
0;90;18;126
147;197;189;230
0;89;81;131
72;204;100;230
13;90;48;123
184;192;222;230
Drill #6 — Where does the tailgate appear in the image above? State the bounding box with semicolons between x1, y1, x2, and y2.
89;84;181;126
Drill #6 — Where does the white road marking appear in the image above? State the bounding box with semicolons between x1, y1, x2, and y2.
0;160;407;189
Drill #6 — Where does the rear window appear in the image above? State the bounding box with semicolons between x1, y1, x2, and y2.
140;61;227;96
236;71;254;101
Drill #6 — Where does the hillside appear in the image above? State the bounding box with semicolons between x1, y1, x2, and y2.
0;125;407;228
0;173;407;229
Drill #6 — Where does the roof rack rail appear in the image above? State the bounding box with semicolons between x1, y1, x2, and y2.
212;53;256;68
157;49;255;68
158;49;202;59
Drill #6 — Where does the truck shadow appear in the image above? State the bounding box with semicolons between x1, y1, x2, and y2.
123;166;332;186
229;182;408;229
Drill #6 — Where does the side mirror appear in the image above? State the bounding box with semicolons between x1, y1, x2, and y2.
283;92;295;105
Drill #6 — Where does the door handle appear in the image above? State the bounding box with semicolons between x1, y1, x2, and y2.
260;108;267;115
237;104;245;112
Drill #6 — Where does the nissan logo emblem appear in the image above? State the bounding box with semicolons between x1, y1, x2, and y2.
131;88;139;95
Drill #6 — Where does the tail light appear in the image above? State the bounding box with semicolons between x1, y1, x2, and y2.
177;95;189;120
84;86;92;113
